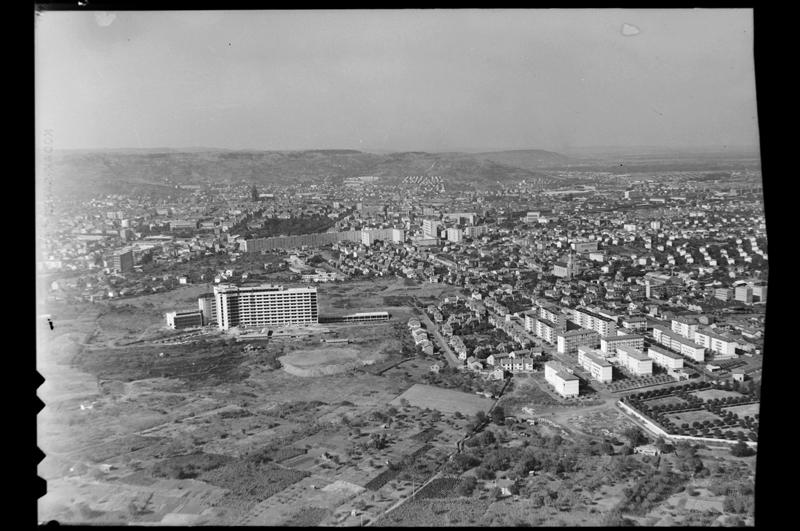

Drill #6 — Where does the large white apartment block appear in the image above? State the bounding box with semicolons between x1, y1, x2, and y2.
446;227;463;243
422;219;441;239
577;347;613;383
572;307;617;337
647;345;684;370
198;293;217;324
463;225;488;238
544;361;579;398
600;334;645;354
652;325;706;362
734;285;753;304
213;284;318;331
616;346;653;376
557;328;600;354
671;316;698;340
693;328;738;357
524;305;566;344
621;315;648;332
537;303;566;328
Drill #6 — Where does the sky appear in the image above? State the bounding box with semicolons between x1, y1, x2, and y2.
35;9;760;153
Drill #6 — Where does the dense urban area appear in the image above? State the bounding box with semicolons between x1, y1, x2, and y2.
37;148;764;526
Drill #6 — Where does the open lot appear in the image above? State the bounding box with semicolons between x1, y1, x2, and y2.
390;384;494;415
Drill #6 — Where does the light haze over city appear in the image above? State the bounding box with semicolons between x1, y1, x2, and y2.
35;9;759;154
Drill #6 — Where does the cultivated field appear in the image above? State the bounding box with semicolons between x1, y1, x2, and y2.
390;384;494;415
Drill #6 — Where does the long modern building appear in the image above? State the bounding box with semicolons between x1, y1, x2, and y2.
557;328;600;354
652;325;706;362
600;334;645;354
693;328;738;357
165;309;204;329
544;361;580;398
616;346;653;376
577;346;613;383
647;344;685;370
572;307;617;336
213;284;318;331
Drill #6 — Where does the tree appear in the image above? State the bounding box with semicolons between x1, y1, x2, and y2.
491;406;506;425
370;432;389;450
475;465;494;479
730;440;755;458
456;476;477;496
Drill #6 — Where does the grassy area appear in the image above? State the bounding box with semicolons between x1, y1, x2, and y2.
390;384;493;415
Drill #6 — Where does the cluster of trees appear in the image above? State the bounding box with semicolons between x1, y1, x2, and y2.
422;367;504;396
730;440;756;457
237;213;340;240
617;469;689;515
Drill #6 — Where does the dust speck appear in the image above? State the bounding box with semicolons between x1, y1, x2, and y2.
621;23;641;37
95;12;116;27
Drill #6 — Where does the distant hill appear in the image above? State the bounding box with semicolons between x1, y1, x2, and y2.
473;149;573;170
43;149;560;199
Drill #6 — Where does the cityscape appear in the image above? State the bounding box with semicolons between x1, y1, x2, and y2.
36;9;764;527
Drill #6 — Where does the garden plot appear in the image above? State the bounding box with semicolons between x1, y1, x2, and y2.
691;389;746;401
644;395;691;408
390;384;493;415
723;402;759;418
237;475;364;526
666;410;724;426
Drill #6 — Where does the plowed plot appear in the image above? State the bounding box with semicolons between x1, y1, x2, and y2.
73;343;248;386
